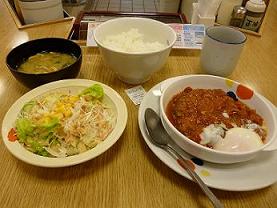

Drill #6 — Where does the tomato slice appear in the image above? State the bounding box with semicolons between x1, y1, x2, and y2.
8;128;17;142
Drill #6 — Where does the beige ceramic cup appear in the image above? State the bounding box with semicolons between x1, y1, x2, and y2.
200;26;247;77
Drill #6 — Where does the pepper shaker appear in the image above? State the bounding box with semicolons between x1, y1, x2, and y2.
230;6;247;27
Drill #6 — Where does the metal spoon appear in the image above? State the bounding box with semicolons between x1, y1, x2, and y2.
144;108;224;208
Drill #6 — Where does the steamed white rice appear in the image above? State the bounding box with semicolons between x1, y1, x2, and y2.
102;28;166;53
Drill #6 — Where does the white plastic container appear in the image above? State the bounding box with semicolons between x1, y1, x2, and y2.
242;0;266;31
217;0;243;26
19;0;64;24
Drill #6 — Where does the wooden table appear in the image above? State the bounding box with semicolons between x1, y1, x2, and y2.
1;1;277;207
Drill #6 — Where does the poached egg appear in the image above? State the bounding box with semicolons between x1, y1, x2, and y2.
214;127;264;152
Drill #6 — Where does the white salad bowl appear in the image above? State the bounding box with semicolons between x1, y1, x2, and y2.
1;79;128;167
160;75;277;164
93;17;176;85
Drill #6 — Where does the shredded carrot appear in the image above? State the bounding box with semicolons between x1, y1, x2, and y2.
8;128;17;142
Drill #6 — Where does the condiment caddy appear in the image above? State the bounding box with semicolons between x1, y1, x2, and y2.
216;0;270;36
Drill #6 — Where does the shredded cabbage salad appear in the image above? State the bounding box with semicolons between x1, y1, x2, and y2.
8;84;116;157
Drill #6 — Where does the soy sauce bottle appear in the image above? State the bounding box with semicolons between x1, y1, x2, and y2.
242;0;266;31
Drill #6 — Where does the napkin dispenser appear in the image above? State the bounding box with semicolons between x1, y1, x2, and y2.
18;0;64;24
191;0;222;27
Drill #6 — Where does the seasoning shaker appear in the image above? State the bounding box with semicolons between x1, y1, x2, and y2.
230;6;247;27
242;0;266;31
217;0;243;26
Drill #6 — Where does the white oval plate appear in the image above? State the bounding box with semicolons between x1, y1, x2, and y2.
2;79;128;168
138;76;277;191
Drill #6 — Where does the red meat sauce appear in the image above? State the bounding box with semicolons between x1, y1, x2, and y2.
166;87;266;145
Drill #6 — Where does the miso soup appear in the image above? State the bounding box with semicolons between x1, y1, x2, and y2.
18;52;77;74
